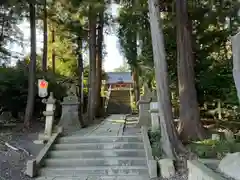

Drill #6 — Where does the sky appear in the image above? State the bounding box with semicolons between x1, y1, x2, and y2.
12;3;124;72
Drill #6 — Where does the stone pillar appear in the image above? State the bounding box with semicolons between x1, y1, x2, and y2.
58;95;81;135
151;90;158;102
232;32;240;101
38;92;56;142
43;92;56;136
137;96;151;127
149;102;160;131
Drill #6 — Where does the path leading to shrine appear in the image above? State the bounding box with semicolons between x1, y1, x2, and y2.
34;114;150;180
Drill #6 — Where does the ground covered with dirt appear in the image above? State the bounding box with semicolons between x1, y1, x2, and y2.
0;122;44;180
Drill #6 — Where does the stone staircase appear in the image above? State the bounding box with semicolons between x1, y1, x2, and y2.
36;135;149;180
107;90;132;114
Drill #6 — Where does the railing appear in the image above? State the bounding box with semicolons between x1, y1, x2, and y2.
104;85;112;113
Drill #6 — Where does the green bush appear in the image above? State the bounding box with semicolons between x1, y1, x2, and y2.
0;66;68;121
148;129;162;158
187;139;240;159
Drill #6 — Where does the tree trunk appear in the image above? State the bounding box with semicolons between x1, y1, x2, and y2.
95;9;104;117
87;6;97;122
24;1;37;128
51;28;56;73
42;0;47;71
133;0;140;103
77;36;85;127
148;0;185;158
176;0;206;141
133;67;140;102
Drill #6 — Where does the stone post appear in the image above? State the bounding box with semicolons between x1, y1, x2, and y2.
151;89;158;102
58;95;81;135
149;102;160;131
38;92;56;142
232;32;240;101
137;96;151;127
43;92;56;136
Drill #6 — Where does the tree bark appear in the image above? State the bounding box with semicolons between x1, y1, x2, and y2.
87;6;97;122
77;36;85;127
95;9;104;117
42;0;47;71
176;0;206;141
133;67;140;102
24;1;37;128
133;0;140;103
51;28;55;73
148;0;185;158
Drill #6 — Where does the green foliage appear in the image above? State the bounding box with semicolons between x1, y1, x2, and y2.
117;0;240;120
188;139;240;159
148;129;162;158
0;65;67;120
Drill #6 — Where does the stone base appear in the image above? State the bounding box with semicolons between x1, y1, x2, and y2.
38;133;51;141
158;159;175;178
136;116;151;127
26;159;37;177
148;160;158;178
59;101;82;135
33;140;46;145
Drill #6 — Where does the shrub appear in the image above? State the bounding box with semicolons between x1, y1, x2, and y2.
148;129;162;158
187;139;240;159
0;66;68;121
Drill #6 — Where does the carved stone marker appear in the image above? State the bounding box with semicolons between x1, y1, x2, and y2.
150;102;160;131
58;95;81;135
232;32;240;101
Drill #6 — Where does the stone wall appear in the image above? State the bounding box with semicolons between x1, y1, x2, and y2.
188;160;226;180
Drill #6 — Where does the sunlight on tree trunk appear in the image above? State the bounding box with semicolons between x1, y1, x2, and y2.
42;0;47;71
148;0;185;158
77;36;85;127
87;6;97;122
176;0;206;141
95;8;104;117
133;67;140;102
51;28;55;73
24;1;37;128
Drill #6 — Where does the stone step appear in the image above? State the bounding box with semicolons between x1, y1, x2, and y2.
110;97;130;100
35;175;149;180
109;101;131;104
48;149;146;158
109;101;130;104
111;92;129;94
110;96;130;98
39;166;149;176
110;96;130;99
43;158;147;167
52;142;144;150
57;136;142;144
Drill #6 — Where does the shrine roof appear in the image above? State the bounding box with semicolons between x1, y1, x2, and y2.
106;72;133;84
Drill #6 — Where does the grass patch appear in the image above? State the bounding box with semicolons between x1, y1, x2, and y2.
148;129;162;158
187;139;240;159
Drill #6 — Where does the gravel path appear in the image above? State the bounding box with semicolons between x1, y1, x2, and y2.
0;123;44;180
